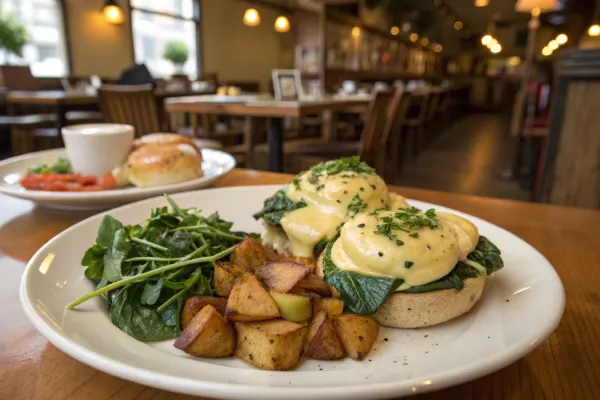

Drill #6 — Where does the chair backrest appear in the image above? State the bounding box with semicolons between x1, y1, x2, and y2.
117;64;156;87
0;66;38;91
380;87;406;147
358;90;394;171
98;84;161;137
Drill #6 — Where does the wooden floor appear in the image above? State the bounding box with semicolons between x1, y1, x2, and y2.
394;113;530;202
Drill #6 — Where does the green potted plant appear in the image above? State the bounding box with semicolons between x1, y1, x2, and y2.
0;14;28;62
163;41;189;76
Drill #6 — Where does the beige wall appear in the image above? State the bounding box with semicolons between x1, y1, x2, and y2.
65;0;134;78
64;0;291;87
201;0;293;91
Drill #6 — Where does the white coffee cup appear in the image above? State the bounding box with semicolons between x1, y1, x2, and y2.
61;123;134;176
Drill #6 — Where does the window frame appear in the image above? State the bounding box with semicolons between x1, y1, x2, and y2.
128;0;202;79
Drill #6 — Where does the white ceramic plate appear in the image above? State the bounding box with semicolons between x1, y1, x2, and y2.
0;147;235;210
20;186;565;399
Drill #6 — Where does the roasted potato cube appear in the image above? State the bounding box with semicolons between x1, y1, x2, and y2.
214;262;245;297
174;305;235;358
181;296;228;329
334;314;380;361
230;238;269;272
313;298;344;320
226;274;280;322
270;291;313;322
294;273;331;297
234;320;307;370
304;310;345;360
316;253;340;298
278;255;316;271
256;261;310;293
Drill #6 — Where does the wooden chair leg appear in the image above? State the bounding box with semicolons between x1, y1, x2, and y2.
11;127;34;156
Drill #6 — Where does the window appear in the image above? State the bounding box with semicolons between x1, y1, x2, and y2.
0;0;68;77
131;0;200;79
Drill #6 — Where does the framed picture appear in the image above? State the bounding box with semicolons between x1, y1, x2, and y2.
272;69;303;101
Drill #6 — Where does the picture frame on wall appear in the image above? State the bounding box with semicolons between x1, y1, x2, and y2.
272;69;303;101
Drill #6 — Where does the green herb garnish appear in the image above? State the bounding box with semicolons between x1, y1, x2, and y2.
27;157;72;174
405;261;414;268
347;195;367;217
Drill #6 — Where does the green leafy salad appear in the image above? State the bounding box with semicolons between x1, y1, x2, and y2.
67;195;256;341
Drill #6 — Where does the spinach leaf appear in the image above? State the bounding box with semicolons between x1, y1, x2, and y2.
97;215;124;249
82;244;105;280
160;298;182;328
253;189;307;226
322;244;402;314
167;230;193;257
141;279;164;306
467;236;504;275
110;286;179;341
401;264;479;294
103;228;131;283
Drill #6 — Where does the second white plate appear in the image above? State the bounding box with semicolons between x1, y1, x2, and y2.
0;147;235;210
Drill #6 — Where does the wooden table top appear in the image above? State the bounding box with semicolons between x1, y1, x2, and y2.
165;95;371;118
6;89;211;105
1;169;597;400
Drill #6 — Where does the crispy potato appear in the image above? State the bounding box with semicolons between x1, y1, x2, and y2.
313;298;344;320
181;296;228;329
263;246;279;262
230;238;269;272
334;314;380;361
256;261;310;293
234;320;307;370
303;310;345;360
270;291;313;323
174;305;235;358
278;254;316;271
294;273;331;297
214;262;245;297
226;274;280;322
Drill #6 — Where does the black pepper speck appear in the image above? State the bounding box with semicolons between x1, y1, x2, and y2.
378;252;384;257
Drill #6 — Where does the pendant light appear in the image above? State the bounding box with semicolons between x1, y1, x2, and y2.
243;8;261;27
103;0;124;24
589;24;600;36
475;0;489;7
274;16;290;33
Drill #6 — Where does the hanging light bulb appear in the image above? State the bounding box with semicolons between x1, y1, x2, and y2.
481;34;493;46
475;0;489;7
243;8;260;27
409;33;419;42
352;26;361;38
420;37;430;46
490;43;502;53
454;21;463;30
589;24;600;36
103;0;124;24
274;16;290;32
556;34;568;45
542;47;553;56
434;44;443;53
390;26;400;35
548;40;559;50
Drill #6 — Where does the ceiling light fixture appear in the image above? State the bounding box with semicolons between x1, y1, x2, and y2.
274;16;290;33
556;34;568;45
481;35;492;45
589;24;600;36
420;37;430;46
454;21;463;30
352;26;361;38
475;0;489;7
490;43;502;53
409;33;419;42
542;46;553;56
103;0;124;24
243;8;260;27
548;40;559;50
390;26;400;35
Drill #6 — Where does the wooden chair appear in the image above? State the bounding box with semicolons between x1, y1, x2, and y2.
402;90;430;157
284;89;397;177
98;84;162;137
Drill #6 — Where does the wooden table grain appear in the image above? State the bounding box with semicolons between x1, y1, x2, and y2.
0;169;597;400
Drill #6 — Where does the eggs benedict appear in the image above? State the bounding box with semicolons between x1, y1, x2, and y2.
318;206;504;328
254;157;408;258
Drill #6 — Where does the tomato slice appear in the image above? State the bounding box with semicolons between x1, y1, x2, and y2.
98;173;117;190
76;175;98;186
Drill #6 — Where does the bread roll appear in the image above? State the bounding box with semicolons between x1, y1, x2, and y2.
132;133;200;152
126;143;203;187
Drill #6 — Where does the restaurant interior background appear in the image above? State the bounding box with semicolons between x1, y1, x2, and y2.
0;0;598;209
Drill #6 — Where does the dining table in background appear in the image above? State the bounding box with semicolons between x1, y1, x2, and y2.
165;95;372;172
6;88;214;131
0;168;598;399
